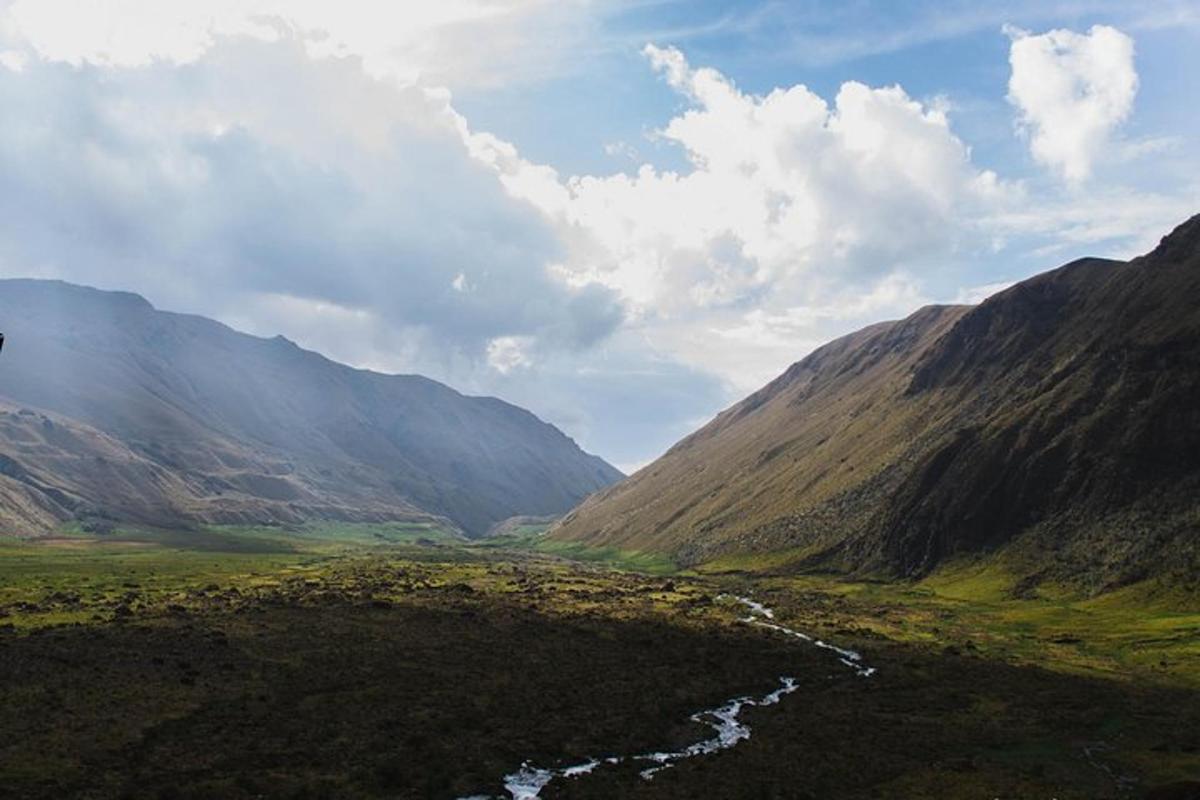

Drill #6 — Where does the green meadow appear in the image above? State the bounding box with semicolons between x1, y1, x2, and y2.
2;525;1198;798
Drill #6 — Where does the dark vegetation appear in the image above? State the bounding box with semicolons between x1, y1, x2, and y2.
1;529;1198;799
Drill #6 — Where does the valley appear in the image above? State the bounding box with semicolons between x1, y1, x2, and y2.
3;221;1199;800
2;7;1198;799
2;529;1197;799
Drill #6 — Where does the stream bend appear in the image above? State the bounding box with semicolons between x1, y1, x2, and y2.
462;595;876;800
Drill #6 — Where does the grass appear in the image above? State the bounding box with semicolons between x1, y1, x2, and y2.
688;545;826;574
0;532;798;798
504;522;555;537
0;522;465;631
914;562;1200;686
2;525;1199;798
6;524;1193;681
203;520;465;549
479;526;679;575
700;556;1200;690
529;538;678;574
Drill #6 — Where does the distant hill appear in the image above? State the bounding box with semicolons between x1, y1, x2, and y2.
0;280;621;537
553;215;1200;590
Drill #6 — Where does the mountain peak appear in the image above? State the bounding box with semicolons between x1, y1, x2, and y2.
1147;212;1200;263
552;216;1200;589
0;279;621;537
0;277;154;309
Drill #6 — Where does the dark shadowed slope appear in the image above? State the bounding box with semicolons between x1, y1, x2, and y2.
0;280;621;536
553;215;1200;589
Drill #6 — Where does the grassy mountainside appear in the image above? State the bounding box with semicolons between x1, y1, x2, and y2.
0;280;621;537
553;215;1200;590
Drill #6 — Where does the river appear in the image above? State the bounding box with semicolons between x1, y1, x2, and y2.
461;594;876;800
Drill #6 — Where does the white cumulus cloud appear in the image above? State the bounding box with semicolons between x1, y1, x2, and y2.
486;335;535;374
469;44;1014;389
0;0;587;88
1006;24;1138;183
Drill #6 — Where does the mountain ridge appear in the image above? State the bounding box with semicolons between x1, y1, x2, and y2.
0;278;621;537
552;215;1200;591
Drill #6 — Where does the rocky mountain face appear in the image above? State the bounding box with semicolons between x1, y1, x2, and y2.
552;215;1200;589
0;280;621;537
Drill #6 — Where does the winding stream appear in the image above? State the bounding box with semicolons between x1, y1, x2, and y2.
462;595;876;800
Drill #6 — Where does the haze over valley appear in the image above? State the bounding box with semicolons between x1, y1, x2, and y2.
0;279;620;537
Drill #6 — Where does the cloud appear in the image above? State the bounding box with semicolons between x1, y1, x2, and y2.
619;1;1168;69
1006;24;1138;183
473;331;730;471
486;336;535;374
0;36;625;371
989;184;1200;258
0;0;590;88
469;44;1014;389
951;281;1015;305
0;48;26;71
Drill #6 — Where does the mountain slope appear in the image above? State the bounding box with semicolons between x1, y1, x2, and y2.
0;280;621;537
553;215;1200;589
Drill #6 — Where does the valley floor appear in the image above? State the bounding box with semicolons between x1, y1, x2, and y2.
1;526;1198;799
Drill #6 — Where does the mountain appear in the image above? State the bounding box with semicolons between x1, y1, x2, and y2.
553;215;1200;590
0;280;621;537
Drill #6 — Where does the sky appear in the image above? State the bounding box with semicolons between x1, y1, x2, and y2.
0;1;1197;472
